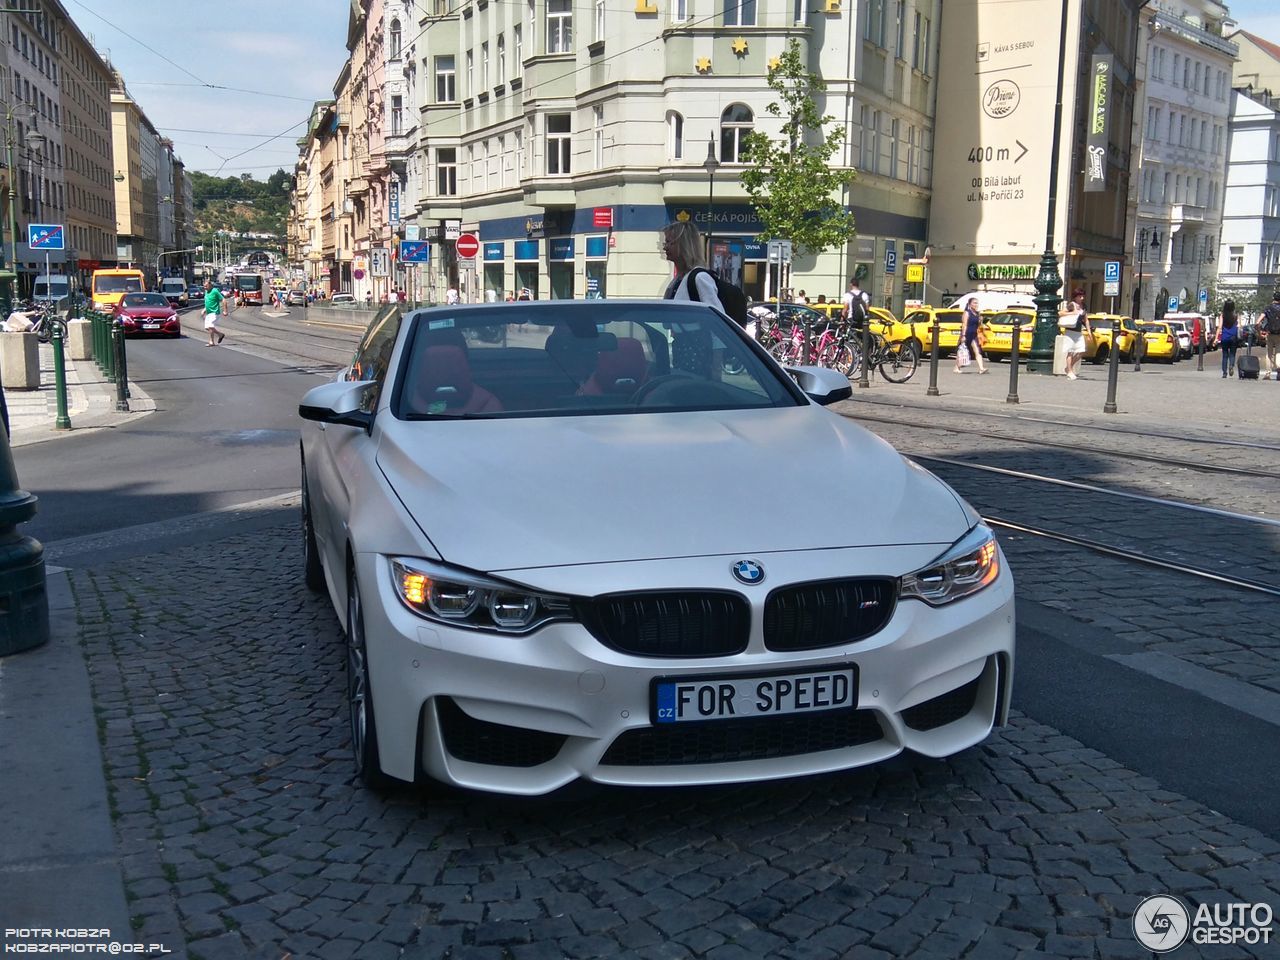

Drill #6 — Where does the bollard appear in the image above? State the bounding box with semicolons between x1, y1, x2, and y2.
0;433;48;655
926;322;940;397
858;318;871;389
1197;335;1204;371
1007;317;1022;404
104;315;117;384
112;321;130;412
1104;318;1121;414
801;317;812;365
51;319;71;430
1133;328;1143;372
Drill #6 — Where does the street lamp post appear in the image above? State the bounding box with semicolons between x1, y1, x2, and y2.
1133;228;1160;371
1193;233;1214;370
702;137;719;263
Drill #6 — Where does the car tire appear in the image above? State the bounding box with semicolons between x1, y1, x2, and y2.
347;565;392;789
301;471;326;594
1093;344;1109;364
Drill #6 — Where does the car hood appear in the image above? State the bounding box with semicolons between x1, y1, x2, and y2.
375;406;969;571
121;309;176;319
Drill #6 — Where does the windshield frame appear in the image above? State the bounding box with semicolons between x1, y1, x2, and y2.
121;293;171;308
389;302;808;421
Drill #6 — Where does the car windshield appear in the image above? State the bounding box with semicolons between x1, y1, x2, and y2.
122;294;169;308
394;302;803;420
96;276;143;294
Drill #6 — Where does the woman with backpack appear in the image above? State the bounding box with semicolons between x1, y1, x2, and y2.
660;221;727;313
1217;300;1239;378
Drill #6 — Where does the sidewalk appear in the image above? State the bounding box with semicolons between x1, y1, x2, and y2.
843;348;1280;437
2;339;155;447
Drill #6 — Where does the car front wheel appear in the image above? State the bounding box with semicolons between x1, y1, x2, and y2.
347;566;391;788
301;469;326;593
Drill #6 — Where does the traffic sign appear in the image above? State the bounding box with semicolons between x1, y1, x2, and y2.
370;247;391;277
884;247;897;275
1104;260;1121;284
1168;296;1179;312
1104;279;1120;297
766;239;792;262
1198;287;1208;305
906;263;925;283
400;240;430;263
455;233;480;259
28;223;64;250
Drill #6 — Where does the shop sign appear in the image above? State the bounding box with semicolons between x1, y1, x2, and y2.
1085;55;1112;193
548;237;575;261
967;262;1037;281
484;242;505;261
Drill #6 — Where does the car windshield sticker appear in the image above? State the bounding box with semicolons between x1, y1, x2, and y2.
428;318;455;329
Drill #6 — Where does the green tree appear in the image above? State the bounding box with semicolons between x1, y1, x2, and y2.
739;39;857;257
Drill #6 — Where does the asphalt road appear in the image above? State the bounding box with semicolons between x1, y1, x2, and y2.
13;312;330;545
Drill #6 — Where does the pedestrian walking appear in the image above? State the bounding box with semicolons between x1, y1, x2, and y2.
955;297;988;373
842;277;868;322
446;285;460;305
1058;299;1090;379
202;279;226;347
1262;291;1280;373
1217;299;1239;377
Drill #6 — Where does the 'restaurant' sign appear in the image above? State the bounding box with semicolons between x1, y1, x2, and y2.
1085;54;1112;193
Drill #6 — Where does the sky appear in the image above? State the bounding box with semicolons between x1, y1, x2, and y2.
64;0;1280;183
66;0;352;181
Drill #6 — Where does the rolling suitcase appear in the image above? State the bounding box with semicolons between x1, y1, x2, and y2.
1236;339;1260;380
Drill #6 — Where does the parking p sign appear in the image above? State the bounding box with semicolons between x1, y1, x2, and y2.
1104;260;1121;298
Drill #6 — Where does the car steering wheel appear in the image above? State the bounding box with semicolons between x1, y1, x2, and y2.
632;374;739;406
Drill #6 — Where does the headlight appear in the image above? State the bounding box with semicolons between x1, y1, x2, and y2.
900;524;1000;606
390;558;575;633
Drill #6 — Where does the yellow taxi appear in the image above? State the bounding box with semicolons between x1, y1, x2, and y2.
1087;314;1140;363
900;305;969;354
979;308;1035;359
1135;321;1180;362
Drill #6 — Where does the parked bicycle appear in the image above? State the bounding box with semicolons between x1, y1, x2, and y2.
848;325;919;383
9;300;68;345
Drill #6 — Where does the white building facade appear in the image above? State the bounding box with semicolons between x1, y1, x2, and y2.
1219;86;1280;302
1133;0;1236;318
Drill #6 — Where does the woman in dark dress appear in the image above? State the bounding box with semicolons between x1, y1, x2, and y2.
954;296;988;373
1218;300;1239;377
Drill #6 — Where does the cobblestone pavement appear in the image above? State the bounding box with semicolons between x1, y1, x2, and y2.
68;521;1280;960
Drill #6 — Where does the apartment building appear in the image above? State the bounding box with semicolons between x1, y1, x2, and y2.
1219;85;1280;299
110;70;169;282
3;2;68;292
53;7;116;282
1132;0;1236;319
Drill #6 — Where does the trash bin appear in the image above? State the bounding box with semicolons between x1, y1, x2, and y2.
1053;335;1070;376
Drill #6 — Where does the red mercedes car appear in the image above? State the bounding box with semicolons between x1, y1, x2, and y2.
116;292;181;337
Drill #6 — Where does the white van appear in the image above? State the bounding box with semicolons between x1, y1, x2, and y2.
33;274;72;304
946;290;1036;313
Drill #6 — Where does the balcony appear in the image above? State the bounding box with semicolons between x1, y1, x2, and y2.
1151;11;1238;58
1171;203;1205;223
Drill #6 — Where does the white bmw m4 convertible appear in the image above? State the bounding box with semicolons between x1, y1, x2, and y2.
299;300;1015;794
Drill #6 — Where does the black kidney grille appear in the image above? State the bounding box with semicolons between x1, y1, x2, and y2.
600;709;883;766
763;578;897;652
580;592;749;658
436;697;567;767
901;676;982;732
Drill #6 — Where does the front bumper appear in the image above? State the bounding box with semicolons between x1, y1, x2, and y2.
121;317;181;335
356;545;1016;794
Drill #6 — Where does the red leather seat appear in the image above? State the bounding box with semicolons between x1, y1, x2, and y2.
413;345;503;414
578;337;649;396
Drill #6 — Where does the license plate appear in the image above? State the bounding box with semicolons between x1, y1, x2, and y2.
143;322;160;329
652;667;856;724
994;333;1010;342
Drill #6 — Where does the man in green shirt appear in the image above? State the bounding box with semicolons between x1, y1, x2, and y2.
203;279;226;347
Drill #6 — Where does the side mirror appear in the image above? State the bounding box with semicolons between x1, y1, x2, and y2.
785;365;854;406
299;380;376;430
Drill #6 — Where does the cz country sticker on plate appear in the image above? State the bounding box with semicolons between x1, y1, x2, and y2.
652;667;857;724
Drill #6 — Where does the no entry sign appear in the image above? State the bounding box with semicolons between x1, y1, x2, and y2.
455;233;480;259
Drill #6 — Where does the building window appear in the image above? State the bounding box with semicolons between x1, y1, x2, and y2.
865;0;885;46
465;50;474;98
593;105;604;168
894;0;905;59
1172;54;1180;84
546;114;572;174
889;118;900;178
516;127;525;176
391;95;403;136
673;0;688;20
719;103;753;162
481;42;489;89
724;0;756;27
912;13;931;74
595;0;605;41
514;24;523;76
389;18;401;58
667;111;684;160
437;148;457;195
435;55;455;102
548;0;572;54
497;34;506;84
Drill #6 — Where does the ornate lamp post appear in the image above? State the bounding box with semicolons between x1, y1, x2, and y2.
702;137;719;260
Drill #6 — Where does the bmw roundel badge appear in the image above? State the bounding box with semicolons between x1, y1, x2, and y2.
731;559;765;585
